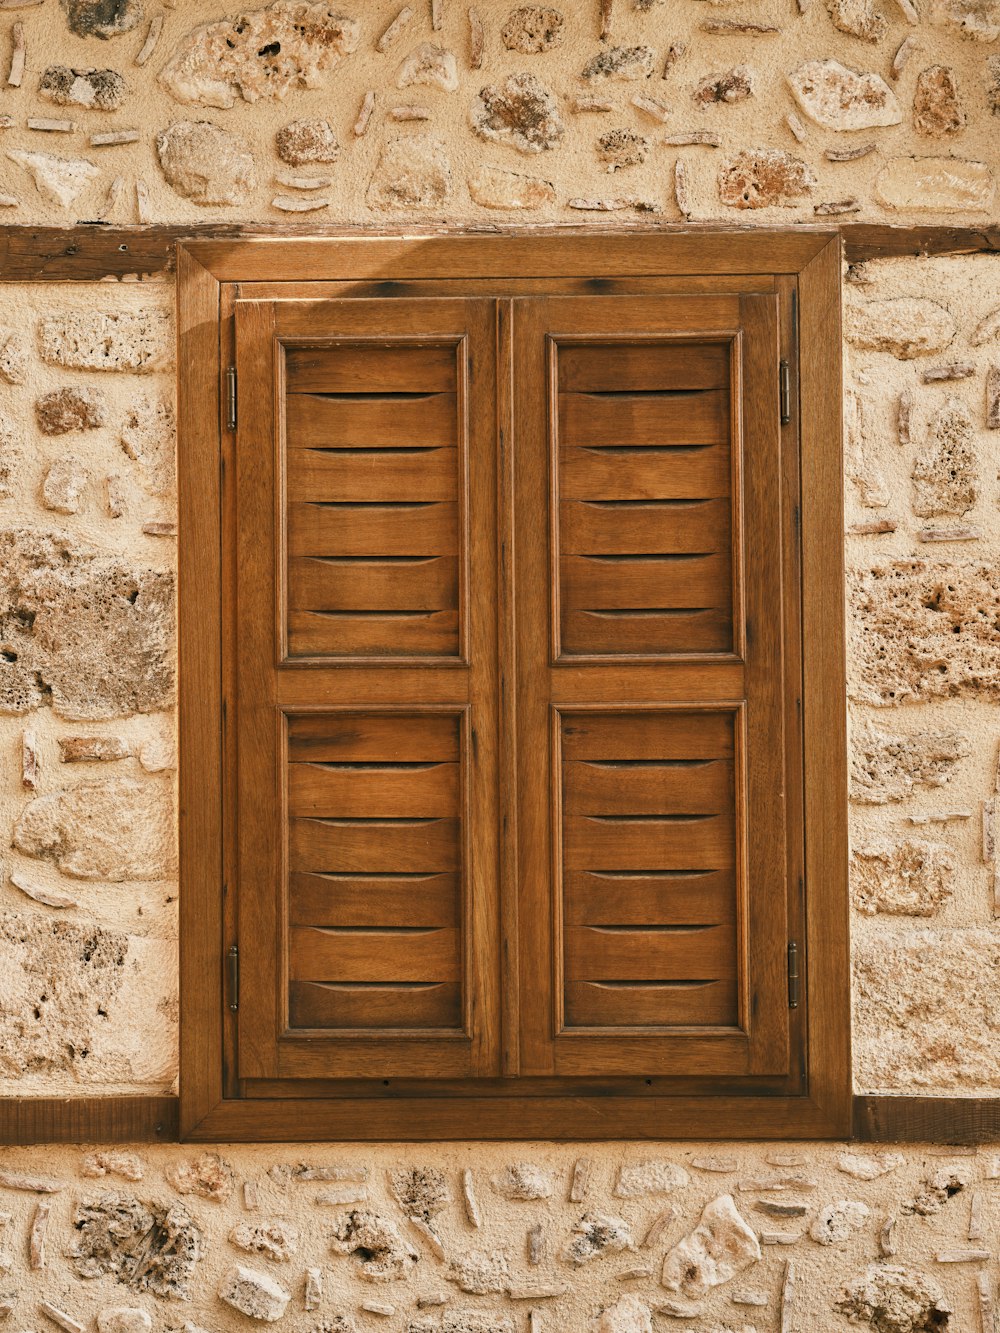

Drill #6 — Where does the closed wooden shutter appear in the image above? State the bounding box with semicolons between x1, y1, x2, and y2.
512;295;793;1079
233;298;501;1081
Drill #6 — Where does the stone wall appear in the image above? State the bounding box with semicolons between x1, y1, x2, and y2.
0;0;999;1324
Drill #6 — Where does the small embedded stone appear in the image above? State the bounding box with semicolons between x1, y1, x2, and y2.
39;311;171;374
914;66;965;137
330;1209;418;1281
718;149;815;209
167;1153;235;1203
836;1264;951;1333
851;840;955;917
81;1151;144;1181
495;1162;553;1199
96;1311;151;1333
661;1195;759;1301
564;1213;633;1265
595;1295;653;1333
0;334;25;388
598;128;648;171
36;387;106;435
829;0;887;40
39;66;126;111
156;120;255;205
0;1171;65;1192
904;1167;971;1216
501;6;564;52
787;60;900;131
850;722;970;802
581;46;654;81
912;397;976;517
367;136;452;209
931;0;1000;38
42;457;88;515
615;1161;690;1197
810;1200;870;1245
391;1166;451;1220
71;1194;203;1299
120;393;174;497
219;1265;291;1322
846;297;955;359
694;66;753;105
61;0;143;40
449;1247;510;1293
838;1152;905;1181
276;118;339;166
8;150;100;208
467;165;554;209
397;43;458;92
876;157;994;212
229;1218;298;1262
158;3;359;109
471;73;564;153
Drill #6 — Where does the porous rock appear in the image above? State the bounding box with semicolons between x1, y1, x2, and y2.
694;66;753;105
39;312;171;374
71;1193;203;1298
855;930;1000;1091
810;1200;870;1244
39;66;126;111
851;840;955;917
42;457;88;515
564;1213;633;1265
845;298;955;359
850;723;969;802
158;2;359;108
912;398;977;517
82;1151;144;1182
14;776;173;880
598;128;648;171
930;0;1000;38
276;118;339;166
787;60;901;132
448;1247;511;1294
0;333;26;386
836;1264;951;1333
36;387;106;435
718;150;815;209
904;1167;970;1216
61;0;144;40
838;1152;905;1181
156;121;254;205
471;73;563;153
495;1162;553;1199
467;165;554;208
876;157;994;212
330;1209;418;1281
828;0;887;41
0;419;22;501
166;1152;235;1203
390;1166;450;1220
230;1218;298;1262
0;528;174;720
120;393;174;497
595;1295;653;1333
581;46;654;81
8;151;100;208
367;136;452;210
850;561;1000;706
661;1195;760;1300
96;1310;151;1333
614;1160;690;1197
501;6;564;52
914;66;964;137
219;1265;290;1322
397;43;459;93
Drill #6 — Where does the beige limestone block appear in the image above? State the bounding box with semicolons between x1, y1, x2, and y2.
39;312;171;374
501;7;565;52
661;1195;760;1299
7;150;99;207
849;723;970;803
787;60;901;131
471;73;564;154
468;165;554;209
845;297;955;359
876;157;994;212
851;839;956;916
367;136;452;210
156;121;254;206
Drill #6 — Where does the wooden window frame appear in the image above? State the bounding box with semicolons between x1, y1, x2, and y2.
176;230;851;1142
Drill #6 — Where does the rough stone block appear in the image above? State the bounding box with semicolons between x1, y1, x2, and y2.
467;165;554;209
718;150;815;209
119;393;175;496
36;387;106;435
8;150;100;208
614;1161;690;1197
61;0;143;39
501;7;564;52
787;60;900;130
39;312;171;374
850;723;970;802
158;3;359;109
449;1247;511;1294
851;839;955;916
276;118;339;166
850;561;1000;705
96;1310;151;1333
71;1193;202;1295
595;1296;653;1333
166;1152;235;1202
855;929;1000;1090
397;43;459;93
390;1166;450;1219
912;398;977;517
845;297;955;358
694;66;753;106
156;121;255;205
809;1200;870;1244
563;1213;633;1265
913;65;965;136
39;67;126;111
828;0;887;39
661;1195;759;1299
494;1162;553;1200
219;1265;290;1321
367;136;452;209
836;1264;950;1333
931;0;1000;38
0;332;26;386
41;457;88;515
598;128;648;171
330;1210;419;1281
876;157;994;211
581;46;654;81
471;73;563;153
81;1151;144;1182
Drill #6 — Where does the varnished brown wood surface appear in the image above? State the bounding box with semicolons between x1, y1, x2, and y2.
0;1097;178;1144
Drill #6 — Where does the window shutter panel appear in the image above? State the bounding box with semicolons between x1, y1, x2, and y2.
232;298;501;1081
512;294;794;1080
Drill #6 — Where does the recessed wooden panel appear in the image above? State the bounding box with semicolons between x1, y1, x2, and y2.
286;712;464;1031
554;340;735;658
283;342;463;658
560;710;740;1030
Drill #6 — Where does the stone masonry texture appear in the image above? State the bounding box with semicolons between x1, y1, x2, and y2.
0;3;996;1323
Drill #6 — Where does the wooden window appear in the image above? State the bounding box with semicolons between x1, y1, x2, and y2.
178;233;849;1141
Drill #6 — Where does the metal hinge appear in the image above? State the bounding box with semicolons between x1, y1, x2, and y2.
787;940;800;1010
225;365;237;432
226;943;239;1012
779;359;791;426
